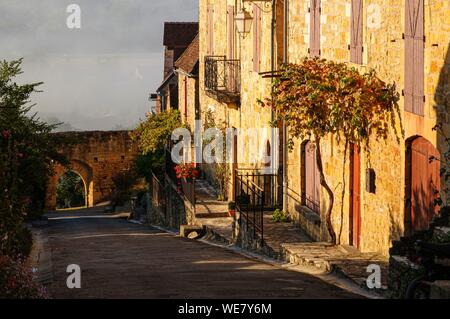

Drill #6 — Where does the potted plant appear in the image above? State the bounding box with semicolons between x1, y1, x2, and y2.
228;201;236;217
174;163;199;180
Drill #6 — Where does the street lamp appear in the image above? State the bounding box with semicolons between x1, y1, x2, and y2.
235;8;252;34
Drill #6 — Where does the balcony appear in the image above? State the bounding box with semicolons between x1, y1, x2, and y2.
204;56;240;104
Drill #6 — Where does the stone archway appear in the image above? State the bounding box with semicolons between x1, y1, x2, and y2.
46;159;94;210
44;131;139;211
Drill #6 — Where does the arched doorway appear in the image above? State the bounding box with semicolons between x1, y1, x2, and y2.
405;136;441;234
56;171;87;209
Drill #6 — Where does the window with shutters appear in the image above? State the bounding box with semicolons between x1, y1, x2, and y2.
301;141;320;213
227;5;235;59
207;4;214;55
350;0;363;64
404;0;424;116
309;0;321;57
253;4;261;72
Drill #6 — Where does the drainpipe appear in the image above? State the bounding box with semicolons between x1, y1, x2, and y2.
282;0;288;212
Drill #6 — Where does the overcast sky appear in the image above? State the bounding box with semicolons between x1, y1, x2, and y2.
0;0;198;130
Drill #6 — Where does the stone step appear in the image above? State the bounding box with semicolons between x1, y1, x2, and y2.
196;212;230;218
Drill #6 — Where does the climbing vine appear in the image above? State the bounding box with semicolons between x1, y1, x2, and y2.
264;58;402;244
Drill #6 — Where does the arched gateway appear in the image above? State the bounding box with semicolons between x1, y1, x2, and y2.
45;131;139;210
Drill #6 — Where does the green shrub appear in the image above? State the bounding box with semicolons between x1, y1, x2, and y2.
272;209;291;223
0;225;33;258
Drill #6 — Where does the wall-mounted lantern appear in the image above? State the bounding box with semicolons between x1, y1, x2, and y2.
235;8;253;34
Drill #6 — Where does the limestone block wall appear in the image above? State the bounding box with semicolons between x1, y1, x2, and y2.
199;0;277;199
45;131;139;210
286;0;450;255
178;74;198;131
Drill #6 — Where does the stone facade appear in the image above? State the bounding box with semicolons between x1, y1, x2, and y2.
197;0;450;256
45;131;138;210
199;0;280;197
285;0;450;256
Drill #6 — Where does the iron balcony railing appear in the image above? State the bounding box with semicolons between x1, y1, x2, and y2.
204;56;240;104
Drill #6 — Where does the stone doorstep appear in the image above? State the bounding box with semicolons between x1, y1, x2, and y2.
280;243;389;292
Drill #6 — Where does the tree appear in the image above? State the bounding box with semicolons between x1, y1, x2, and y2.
131;109;184;155
264;58;401;244
0;59;67;256
56;171;85;208
131;110;185;180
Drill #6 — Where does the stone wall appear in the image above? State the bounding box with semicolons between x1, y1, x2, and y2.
285;0;450;256
199;0;280;198
198;0;450;256
45;131;138;210
146;175;189;231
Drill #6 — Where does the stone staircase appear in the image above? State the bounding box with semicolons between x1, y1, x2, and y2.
188;178;233;244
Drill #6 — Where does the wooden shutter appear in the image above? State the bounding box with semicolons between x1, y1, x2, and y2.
309;0;321;57
253;4;261;72
404;0;424;115
207;4;214;55
227;5;235;59
350;0;363;64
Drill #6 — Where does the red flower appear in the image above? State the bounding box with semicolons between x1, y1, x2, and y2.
2;130;11;139
175;163;199;179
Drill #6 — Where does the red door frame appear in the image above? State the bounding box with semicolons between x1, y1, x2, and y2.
349;144;361;248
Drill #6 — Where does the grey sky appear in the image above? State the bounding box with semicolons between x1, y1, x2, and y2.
0;0;198;130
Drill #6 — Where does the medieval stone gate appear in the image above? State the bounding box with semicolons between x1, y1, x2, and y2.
45;131;139;210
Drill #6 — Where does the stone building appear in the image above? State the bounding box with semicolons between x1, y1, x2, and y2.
198;0;282;194
156;22;198;113
174;34;200;129
196;0;449;256
284;0;449;256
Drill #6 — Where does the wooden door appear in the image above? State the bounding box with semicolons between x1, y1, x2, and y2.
303;141;320;213
406;137;440;232
350;144;361;248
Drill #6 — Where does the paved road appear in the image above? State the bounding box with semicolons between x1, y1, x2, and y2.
45;208;361;299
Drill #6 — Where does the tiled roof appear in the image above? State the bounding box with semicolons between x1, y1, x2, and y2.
174;34;199;74
163;22;198;47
